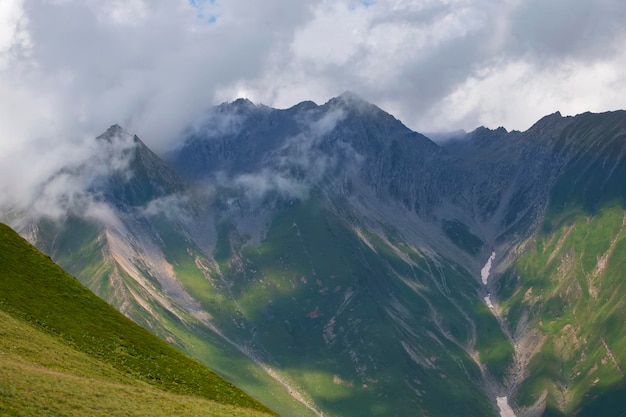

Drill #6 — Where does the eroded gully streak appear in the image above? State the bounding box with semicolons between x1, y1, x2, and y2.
481;251;517;417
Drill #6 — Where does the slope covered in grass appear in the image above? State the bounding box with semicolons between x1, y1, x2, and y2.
0;223;276;417
498;205;626;416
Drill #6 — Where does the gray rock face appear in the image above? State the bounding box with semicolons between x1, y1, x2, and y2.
442;113;573;245
167;95;612;254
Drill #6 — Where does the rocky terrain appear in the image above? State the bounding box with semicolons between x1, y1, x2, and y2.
2;93;625;417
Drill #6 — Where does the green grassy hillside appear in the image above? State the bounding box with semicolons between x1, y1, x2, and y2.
0;223;276;417
498;205;626;416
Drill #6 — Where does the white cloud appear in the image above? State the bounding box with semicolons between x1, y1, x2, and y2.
237;0;626;132
0;0;29;66
0;123;137;220
102;0;149;25
142;193;192;222
424;51;626;131
1;0;626;213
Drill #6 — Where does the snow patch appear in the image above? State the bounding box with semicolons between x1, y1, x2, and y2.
496;396;516;417
481;251;496;285
479;252;517;416
481;251;496;308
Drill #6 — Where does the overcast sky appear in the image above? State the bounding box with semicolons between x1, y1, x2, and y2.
1;0;626;155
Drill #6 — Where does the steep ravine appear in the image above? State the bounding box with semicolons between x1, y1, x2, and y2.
481;251;518;417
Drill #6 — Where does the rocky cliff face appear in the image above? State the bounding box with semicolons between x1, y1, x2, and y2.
3;95;626;417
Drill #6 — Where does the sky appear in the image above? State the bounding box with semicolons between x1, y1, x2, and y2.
2;0;626;151
1;0;626;211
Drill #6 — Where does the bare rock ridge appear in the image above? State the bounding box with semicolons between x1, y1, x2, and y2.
97;124;186;207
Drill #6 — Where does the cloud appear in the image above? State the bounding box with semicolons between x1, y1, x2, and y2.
233;169;311;201
1;0;626;215
3;0;626;140
0;0;314;153
424;53;626;131
142;193;193;222
229;0;626;132
0;125;137;221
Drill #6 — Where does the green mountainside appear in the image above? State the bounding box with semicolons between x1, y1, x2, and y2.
23;214;322;417
492;111;626;416
0;223;276;417
498;204;626;416
24;201;500;417
2;98;626;417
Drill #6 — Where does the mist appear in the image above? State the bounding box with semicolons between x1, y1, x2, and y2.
0;126;137;223
220;105;357;201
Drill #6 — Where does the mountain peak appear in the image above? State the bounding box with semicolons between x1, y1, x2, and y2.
338;90;364;101
326;91;383;116
98;124;126;140
287;100;319;112
534;110;564;124
525;110;569;135
333;91;370;107
214;97;260;116
232;97;255;106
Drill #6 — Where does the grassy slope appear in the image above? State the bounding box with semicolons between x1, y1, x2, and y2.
28;214;322;417
145;215;322;417
496;111;626;416
0;223;276;417
499;205;626;416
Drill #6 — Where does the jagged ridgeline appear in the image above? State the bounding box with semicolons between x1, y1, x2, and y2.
0;223;276;417
2;93;626;417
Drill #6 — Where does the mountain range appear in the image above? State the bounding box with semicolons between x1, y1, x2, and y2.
2;92;625;417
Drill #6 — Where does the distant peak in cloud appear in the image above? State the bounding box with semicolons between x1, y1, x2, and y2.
287;100;319;112
326;91;389;118
329;91;367;107
216;98;261;114
231;97;255;106
337;90;363;101
100;124;126;137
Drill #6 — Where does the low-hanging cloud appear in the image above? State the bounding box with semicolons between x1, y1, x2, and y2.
0;125;138;223
227;106;355;201
142;192;193;223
